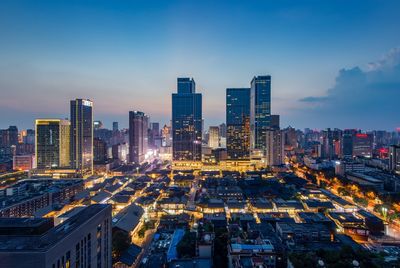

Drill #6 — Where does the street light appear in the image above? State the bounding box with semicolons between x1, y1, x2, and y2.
136;167;139;175
382;207;388;221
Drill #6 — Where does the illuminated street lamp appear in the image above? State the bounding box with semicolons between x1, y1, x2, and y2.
136;167;139;175
382;207;388;221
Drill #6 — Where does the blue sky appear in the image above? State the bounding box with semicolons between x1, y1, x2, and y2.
0;0;399;130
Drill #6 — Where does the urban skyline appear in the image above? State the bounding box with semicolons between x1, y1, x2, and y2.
1;1;400;130
1;2;400;268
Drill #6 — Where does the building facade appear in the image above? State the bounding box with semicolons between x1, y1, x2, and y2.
172;78;202;161
250;76;271;157
389;145;400;174
70;99;94;175
13;154;35;171
226;88;251;160
0;204;112;268
266;128;285;166
353;133;373;158
208;126;220;149
129;111;149;164
35;119;70;169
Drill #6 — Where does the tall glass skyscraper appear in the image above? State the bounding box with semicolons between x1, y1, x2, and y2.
226;88;251;160
35;119;70;169
250;76;271;156
172;78;202;161
70;99;93;175
129;111;149;164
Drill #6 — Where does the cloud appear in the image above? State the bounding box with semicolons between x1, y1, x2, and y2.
297;48;400;130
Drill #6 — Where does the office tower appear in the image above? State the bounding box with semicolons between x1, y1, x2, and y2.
161;124;172;147
0;204;112;268
70;99;93;175
129;111;149;164
353;133;373;158
219;123;227;138
284;127;297;149
94;137;107;164
22;129;35;145
149;122;160;149
266;128;285;166
7;126;18;146
208;126;220;149
226;88;251;160
389;145;400;174
35;119;70;169
341;133;353;159
250;76;271;155
0;126;18;147
270;115;280;129
172;78;202;161
112;121;119;132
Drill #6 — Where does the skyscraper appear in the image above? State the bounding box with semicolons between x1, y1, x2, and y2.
70;99;93;175
93;137;107;164
226;88;251;160
112;121;119;132
35;119;70;169
129;111;149;164
265;128;285;166
353;133;373;158
172;78;202;161
208;126;220;149
250;76;271;156
389;145;400;174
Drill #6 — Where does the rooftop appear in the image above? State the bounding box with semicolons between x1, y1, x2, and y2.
0;204;111;251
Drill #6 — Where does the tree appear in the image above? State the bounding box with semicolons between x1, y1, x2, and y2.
112;230;131;260
177;231;196;258
338;187;350;197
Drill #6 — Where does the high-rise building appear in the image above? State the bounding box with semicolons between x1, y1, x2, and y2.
208;126;220;149
70;99;93;175
226;88;251;160
161;124;172;147
389;145;400;174
172;78;202;161
283;127;297;149
341;132;354;159
94;137;107;164
0;204;112;268
112;121;119;132
250;76;271;156
21;129;35;145
0;126;18;147
148;122;160;149
353;133;373;158
265;128;285;166
129;111;149;164
35;119;70;169
270;115;280;129
219;123;227;138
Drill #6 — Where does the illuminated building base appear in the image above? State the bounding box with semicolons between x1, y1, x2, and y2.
172;160;265;172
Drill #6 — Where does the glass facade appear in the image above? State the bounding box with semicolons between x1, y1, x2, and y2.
172;78;202;161
35;119;70;169
226;88;250;160
129;111;149;164
250;76;271;154
70;99;93;175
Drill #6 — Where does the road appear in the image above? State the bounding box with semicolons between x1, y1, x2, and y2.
292;163;400;241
